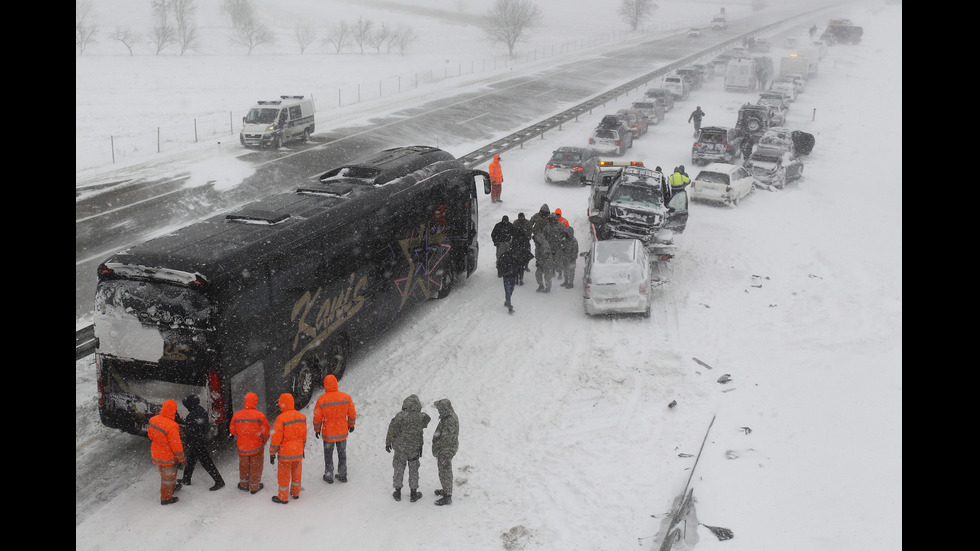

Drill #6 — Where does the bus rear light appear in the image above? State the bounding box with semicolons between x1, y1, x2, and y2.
207;371;226;426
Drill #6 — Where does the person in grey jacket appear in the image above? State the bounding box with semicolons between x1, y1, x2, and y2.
559;225;579;289
385;394;431;502
533;232;554;293
431;399;459;506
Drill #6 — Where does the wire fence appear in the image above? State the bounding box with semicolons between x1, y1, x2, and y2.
76;20;708;172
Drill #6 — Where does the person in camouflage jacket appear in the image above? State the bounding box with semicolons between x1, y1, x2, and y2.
385;394;431;503
431;398;459;506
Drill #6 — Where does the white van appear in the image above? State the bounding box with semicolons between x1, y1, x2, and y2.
240;95;316;149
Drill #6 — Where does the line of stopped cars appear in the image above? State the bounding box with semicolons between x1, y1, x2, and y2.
688;77;815;206
542;37;819;317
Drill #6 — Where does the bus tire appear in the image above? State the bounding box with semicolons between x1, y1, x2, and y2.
290;357;318;410
322;336;350;380
436;265;456;299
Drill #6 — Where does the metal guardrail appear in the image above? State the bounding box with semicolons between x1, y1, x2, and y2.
75;14;814;361
76;325;97;361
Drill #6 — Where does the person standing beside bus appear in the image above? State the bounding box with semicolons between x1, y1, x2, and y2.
269;393;307;504
179;395;226;491
385;394;431;503
148;399;186;505
313;374;357;485
229;392;270;494
488;154;504;203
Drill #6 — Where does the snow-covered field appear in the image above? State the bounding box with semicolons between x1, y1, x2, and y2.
76;1;901;550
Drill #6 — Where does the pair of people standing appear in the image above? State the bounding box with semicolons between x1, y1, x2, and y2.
148;394;226;507
386;395;458;506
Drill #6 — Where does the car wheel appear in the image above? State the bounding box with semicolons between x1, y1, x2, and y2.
304;127;313;142
273;133;283;149
732;193;740;206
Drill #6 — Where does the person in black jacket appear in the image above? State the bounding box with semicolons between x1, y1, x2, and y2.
496;246;522;313
179;395;226;491
491;215;514;260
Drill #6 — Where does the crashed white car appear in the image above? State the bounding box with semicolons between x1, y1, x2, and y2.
690;162;756;206
583;238;653;317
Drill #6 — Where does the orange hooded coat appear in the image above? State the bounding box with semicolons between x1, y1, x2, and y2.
270;393;307;463
148;399;186;466
229;392;271;456
489;155;503;186
313;375;357;442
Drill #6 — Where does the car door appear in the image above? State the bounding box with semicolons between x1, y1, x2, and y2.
734;167;754;198
664;189;689;233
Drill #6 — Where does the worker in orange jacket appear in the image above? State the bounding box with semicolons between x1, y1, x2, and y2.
554;207;570;228
488;154;504;203
313;374;357;484
148;399;186;505
229;392;271;494
269;393;307;504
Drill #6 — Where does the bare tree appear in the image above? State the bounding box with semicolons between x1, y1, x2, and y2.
295;22;317;54
482;0;540;57
76;0;99;54
389;25;417;55
112;26;140;55
367;23;390;54
170;0;198;55
322;21;350;54
221;0;253;29
619;0;656;31
229;17;275;54
351;17;373;54
150;0;175;55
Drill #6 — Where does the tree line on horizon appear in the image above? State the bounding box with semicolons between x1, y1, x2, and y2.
76;0;661;57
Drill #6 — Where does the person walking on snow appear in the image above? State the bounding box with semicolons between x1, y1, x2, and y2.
269;393;307;504
313;374;357;484
431;398;459;506
148;399;186;505
386;394;431;503
688;106;705;138
179;395;225;491
497;244;522;313
488;154;504;203
229;391;270;494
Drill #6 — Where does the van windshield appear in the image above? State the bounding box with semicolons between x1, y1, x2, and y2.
245;108;280;125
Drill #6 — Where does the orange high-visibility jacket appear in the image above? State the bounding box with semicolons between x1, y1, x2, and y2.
148;399;186;466
489;155;503;186
313;375;357;442
555;208;570;228
229;392;271;456
270;393;307;463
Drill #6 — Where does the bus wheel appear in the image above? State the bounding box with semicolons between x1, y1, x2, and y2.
290;358;318;410
436;266;456;299
323;337;350;380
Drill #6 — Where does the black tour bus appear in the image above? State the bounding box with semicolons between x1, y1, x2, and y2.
94;146;491;436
